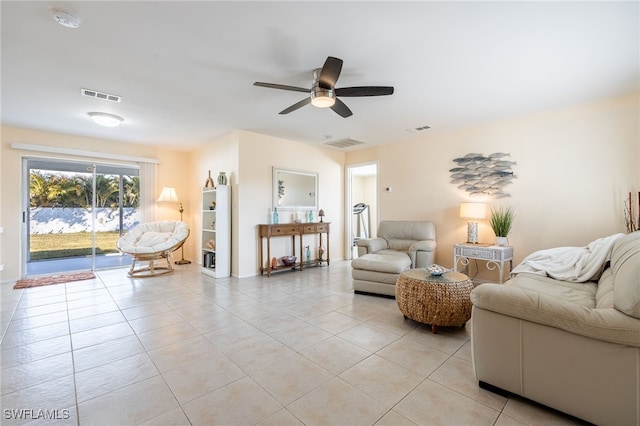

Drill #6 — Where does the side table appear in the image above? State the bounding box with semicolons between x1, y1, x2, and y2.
453;243;514;284
395;269;473;333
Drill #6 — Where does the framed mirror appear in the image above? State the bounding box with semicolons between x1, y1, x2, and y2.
273;168;318;210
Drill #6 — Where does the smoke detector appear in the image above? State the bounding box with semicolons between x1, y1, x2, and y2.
52;8;81;29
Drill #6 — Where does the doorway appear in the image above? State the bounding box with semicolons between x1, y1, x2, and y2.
345;162;378;260
23;158;140;276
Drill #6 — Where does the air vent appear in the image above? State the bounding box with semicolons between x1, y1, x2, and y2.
324;138;365;148
81;88;122;103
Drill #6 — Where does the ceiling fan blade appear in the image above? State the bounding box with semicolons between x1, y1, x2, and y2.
254;82;310;93
330;98;353;118
335;86;395;97
279;97;311;114
318;56;343;89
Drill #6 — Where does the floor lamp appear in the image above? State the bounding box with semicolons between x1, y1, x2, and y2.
157;186;191;265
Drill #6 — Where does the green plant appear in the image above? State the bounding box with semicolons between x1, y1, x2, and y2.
489;206;515;237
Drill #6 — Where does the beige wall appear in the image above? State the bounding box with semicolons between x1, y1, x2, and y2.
1;93;638;283
0;126;190;281
190;130;344;278
346;93;640;281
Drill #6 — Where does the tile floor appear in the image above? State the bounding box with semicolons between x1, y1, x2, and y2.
1;261;586;425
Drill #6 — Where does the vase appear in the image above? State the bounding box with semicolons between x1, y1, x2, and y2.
217;172;227;185
204;170;215;188
496;236;508;246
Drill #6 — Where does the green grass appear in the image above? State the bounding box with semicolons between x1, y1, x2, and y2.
30;231;121;260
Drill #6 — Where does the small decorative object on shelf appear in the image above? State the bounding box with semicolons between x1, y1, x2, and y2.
281;256;297;266
308;210;314;222
206;239;215;250
209;201;216;210
204;170;215;188
217;172;227;185
271;257;278;269
305;245;311;263
318;245;325;261
319;209;325;222
272;207;279;224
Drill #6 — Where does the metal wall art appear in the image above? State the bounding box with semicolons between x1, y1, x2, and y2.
450;152;517;198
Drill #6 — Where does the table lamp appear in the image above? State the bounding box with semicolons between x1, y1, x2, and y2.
157;186;191;264
460;202;486;244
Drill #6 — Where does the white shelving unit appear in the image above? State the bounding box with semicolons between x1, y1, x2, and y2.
201;186;230;278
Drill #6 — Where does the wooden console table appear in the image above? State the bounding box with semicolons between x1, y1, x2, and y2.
258;222;330;276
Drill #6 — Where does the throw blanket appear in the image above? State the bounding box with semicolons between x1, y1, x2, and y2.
510;233;625;282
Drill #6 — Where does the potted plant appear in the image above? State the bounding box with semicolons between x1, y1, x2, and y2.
489;206;514;246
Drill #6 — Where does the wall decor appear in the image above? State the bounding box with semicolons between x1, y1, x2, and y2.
450;152;517;198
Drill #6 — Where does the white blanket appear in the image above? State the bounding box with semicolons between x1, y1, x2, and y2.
510;233;625;282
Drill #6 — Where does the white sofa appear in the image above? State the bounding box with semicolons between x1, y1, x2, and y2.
470;231;640;426
351;220;436;296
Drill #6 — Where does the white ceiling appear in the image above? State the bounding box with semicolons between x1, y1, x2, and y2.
2;1;638;151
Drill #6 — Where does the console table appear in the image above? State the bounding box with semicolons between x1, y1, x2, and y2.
453;243;513;283
258;222;330;276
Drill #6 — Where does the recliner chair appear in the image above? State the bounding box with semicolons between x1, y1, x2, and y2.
351;220;436;297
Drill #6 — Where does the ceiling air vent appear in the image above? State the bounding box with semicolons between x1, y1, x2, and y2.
81;88;122;103
324;138;365;149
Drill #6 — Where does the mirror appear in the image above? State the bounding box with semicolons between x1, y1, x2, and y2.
273;168;318;210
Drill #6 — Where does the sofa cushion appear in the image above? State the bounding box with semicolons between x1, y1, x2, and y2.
352;269;401;285
596;268;614;309
351;252;411;274
378;220;436;242
508;273;597;309
611;231;640;319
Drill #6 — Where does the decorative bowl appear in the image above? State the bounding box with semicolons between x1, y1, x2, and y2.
426;264;451;276
280;256;297;266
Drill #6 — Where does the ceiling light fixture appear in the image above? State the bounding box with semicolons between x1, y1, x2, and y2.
311;88;336;108
88;112;124;127
52;8;81;29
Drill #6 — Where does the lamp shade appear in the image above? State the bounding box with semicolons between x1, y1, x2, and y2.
157;187;180;203
460;202;486;220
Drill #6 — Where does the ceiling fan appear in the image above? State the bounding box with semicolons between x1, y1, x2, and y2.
254;56;394;118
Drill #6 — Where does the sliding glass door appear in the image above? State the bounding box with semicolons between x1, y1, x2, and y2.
23;158;140;276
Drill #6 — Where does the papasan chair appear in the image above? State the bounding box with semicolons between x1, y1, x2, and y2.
116;220;190;277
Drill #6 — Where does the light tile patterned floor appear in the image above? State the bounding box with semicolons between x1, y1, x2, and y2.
0;261;586;425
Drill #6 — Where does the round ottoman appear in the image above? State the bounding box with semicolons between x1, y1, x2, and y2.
395;269;473;333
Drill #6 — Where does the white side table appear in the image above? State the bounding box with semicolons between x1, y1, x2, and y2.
453;243;514;284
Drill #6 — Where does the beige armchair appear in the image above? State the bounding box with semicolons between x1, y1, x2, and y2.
352;220;436;296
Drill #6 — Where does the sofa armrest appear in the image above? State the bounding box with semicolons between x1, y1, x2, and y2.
471;284;640;347
408;240;437;268
356;237;388;254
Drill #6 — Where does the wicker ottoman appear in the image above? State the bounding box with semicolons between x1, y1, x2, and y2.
395;269;473;333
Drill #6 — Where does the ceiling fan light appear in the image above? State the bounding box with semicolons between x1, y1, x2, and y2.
311;96;335;108
311;88;336;108
88;112;124;127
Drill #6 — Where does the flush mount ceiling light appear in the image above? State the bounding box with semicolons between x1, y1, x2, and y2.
88;112;124;127
52;8;81;28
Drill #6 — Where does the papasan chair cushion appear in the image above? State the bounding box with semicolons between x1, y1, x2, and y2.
116;220;190;277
